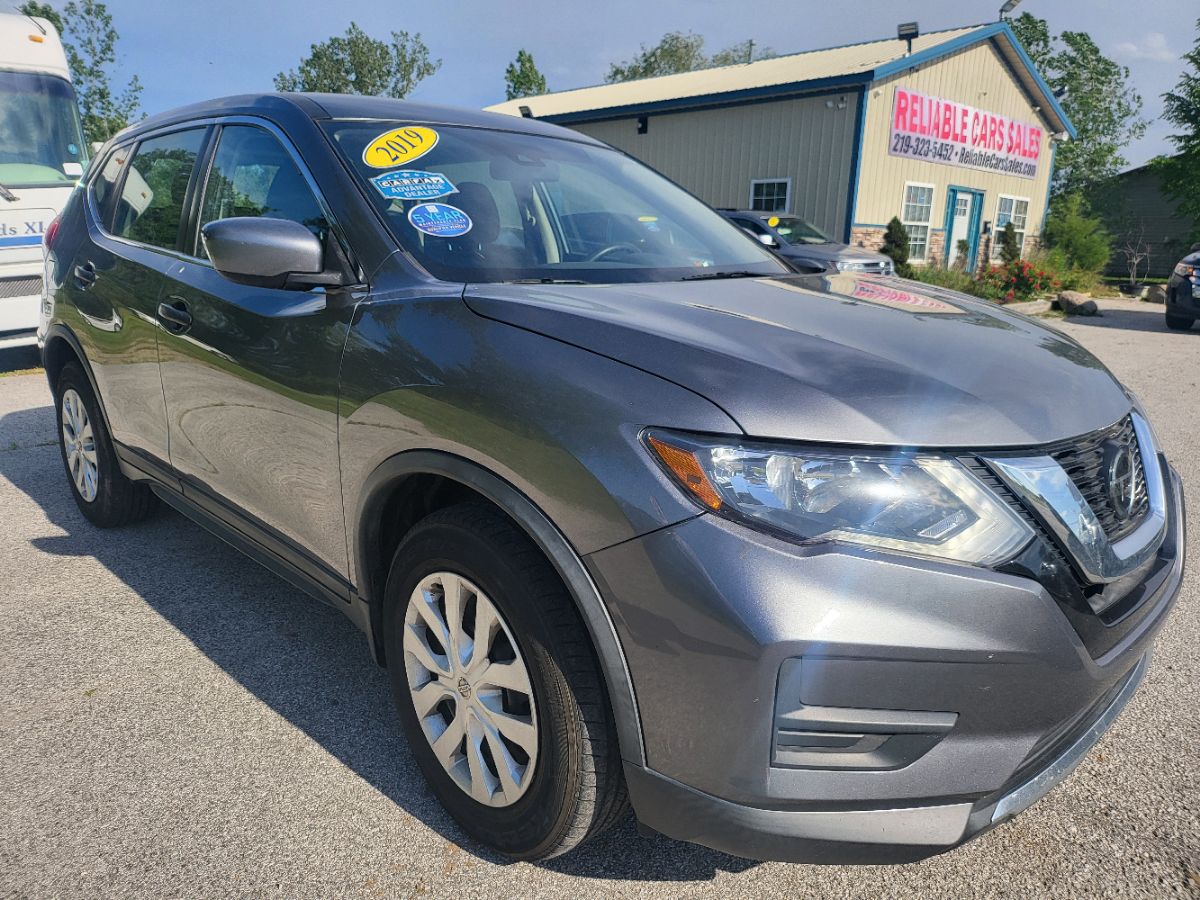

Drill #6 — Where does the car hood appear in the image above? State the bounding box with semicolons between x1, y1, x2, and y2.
463;273;1131;447
777;242;886;263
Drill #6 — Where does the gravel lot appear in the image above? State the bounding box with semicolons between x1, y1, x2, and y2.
1;300;1197;898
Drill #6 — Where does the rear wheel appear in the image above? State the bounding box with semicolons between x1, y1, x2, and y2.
383;502;628;859
55;362;156;527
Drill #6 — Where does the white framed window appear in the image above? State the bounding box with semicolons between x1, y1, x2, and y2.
749;178;791;213
900;182;935;262
993;195;1030;258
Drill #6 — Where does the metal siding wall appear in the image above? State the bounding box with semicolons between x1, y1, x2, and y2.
572;91;859;239
854;41;1055;236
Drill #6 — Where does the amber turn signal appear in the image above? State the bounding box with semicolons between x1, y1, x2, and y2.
646;434;723;511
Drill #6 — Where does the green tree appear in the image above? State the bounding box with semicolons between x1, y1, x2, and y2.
275;22;440;98
607;31;707;82
19;1;62;32
708;39;777;68
1151;19;1200;239
606;32;775;82
998;222;1021;265
1043;193;1111;272
1011;13;1145;198
504;49;547;100
881;217;911;277
20;0;143;144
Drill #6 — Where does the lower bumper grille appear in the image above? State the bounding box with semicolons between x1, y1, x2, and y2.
0;276;41;300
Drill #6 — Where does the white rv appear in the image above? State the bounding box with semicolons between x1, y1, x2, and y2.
0;12;87;348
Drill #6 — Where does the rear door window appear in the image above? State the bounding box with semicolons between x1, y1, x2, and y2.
90;145;132;230
112;128;206;251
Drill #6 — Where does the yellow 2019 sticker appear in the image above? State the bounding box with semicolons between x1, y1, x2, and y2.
363;126;439;168
767;216;780;227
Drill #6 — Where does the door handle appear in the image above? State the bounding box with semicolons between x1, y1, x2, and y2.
73;261;97;290
157;299;193;333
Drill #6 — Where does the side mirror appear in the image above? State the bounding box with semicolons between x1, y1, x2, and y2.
201;217;342;290
757;233;779;249
1191;242;1200;253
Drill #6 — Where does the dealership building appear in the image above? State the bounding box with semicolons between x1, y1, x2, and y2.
487;22;1074;272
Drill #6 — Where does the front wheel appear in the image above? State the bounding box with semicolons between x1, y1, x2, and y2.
1166;307;1195;331
383;502;628;859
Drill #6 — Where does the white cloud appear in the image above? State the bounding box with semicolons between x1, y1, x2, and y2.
1114;33;1176;62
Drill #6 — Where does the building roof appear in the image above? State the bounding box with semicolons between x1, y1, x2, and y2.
486;22;1075;138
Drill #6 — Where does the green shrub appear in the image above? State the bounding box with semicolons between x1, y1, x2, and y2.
906;265;977;294
977;259;1059;302
998;222;1021;266
881;216;912;277
1043;193;1111;272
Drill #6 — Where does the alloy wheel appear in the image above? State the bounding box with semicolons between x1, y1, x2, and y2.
402;571;539;807
61;388;99;503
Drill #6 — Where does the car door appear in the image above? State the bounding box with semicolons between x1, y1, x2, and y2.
155;121;354;588
67;127;209;468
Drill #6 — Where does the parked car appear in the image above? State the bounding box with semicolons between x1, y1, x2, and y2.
719;209;894;274
1166;243;1200;331
41;94;1183;865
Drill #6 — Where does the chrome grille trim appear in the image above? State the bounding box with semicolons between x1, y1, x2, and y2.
1045;416;1148;541
980;412;1167;599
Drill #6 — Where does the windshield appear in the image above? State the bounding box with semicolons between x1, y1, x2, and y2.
324;121;788;284
767;216;831;246
0;71;87;188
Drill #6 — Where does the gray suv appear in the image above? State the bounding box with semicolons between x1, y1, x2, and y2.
40;94;1183;864
719;209;895;274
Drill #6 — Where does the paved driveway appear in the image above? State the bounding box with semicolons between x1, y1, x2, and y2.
1;300;1197;898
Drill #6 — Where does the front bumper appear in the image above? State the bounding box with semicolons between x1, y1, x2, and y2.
587;467;1184;863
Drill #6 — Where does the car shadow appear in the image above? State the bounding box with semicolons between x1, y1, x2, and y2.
0;344;42;374
0;403;755;883
1058;303;1194;334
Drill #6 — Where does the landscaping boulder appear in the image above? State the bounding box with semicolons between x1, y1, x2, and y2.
1053;291;1100;316
1144;285;1167;305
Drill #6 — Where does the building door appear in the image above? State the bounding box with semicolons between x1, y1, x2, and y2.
944;188;983;271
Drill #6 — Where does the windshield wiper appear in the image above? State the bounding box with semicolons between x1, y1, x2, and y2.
0;183;18;202
680;270;763;281
505;277;590;285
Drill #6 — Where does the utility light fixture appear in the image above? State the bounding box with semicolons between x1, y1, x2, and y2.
1000;0;1022;19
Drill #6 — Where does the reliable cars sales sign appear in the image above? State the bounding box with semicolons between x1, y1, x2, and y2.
888;87;1043;180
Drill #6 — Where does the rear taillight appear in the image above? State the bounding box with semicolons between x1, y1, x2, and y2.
43;215;61;251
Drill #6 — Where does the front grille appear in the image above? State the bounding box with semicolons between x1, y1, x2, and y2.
0;276;41;300
1044;416;1149;541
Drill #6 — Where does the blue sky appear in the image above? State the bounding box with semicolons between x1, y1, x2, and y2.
36;0;1199;168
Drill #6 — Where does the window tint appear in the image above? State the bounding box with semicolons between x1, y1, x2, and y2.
91;145;132;229
734;217;769;236
196;125;328;258
323;121;786;285
113;129;206;250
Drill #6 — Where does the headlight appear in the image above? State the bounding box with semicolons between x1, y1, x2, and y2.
836;259;893;275
645;431;1033;566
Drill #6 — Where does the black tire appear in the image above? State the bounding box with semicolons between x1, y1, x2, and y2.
1165;308;1194;331
54;362;156;527
383;502;628;860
